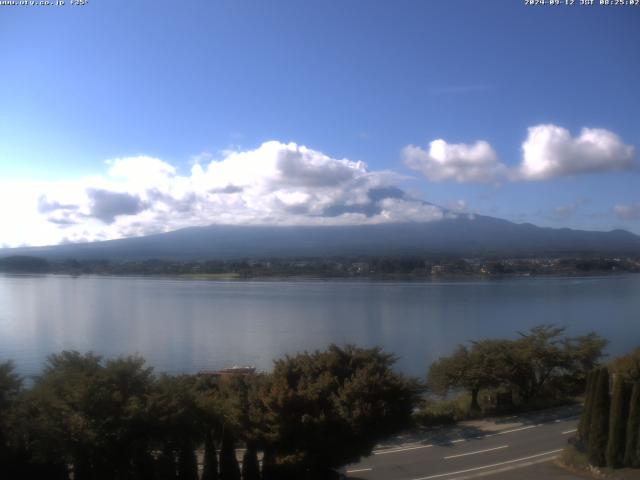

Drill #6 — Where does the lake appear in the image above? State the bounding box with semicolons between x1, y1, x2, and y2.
1;274;639;378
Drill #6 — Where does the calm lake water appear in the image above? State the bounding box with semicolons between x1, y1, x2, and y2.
1;274;639;378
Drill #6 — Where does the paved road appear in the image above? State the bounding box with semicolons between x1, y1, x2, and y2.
484;460;588;479
345;409;580;480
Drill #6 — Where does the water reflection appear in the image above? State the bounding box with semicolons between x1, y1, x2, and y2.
1;274;639;377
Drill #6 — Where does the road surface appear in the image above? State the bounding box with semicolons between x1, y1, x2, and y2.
345;406;582;480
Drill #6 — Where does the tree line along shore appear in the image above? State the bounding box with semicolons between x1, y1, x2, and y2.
1;254;640;278
1;326;638;479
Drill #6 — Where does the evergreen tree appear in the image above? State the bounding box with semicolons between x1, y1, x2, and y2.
177;442;198;480
578;369;598;445
606;376;631;467
636;422;640;472
202;432;219;480
261;449;277;480
588;367;610;467
156;447;178;480
624;383;640;468
219;431;241;480
241;442;260;480
132;446;155;480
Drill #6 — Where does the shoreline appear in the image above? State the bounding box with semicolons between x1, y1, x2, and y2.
1;270;638;282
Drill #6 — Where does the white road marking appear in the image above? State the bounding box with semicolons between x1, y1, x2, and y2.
443;456;558;480
480;424;537;438
371;416;578;456
444;445;508;460
346;467;372;473
410;449;564;480
426;424;537;447
562;428;577;435
374;444;433;455
372;425;537;455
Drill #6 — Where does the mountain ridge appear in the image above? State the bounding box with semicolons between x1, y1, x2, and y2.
2;214;640;261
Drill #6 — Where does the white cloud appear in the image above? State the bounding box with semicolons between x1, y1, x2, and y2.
447;199;468;214
0;141;446;247
614;203;640;221
404;125;635;183
375;198;444;223
403;139;506;183
516;125;635;181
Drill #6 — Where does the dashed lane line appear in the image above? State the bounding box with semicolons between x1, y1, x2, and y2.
409;449;564;480
373;425;537;455
374;444;434;455
562;428;577;435
346;467;373;473
373;417;578;456
443;445;508;460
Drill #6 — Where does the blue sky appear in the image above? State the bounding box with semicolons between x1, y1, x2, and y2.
0;0;639;246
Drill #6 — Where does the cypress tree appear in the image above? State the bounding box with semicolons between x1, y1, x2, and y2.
219;431;241;480
588;367;610;467
636;420;640;470
606;376;631;468
261;449;276;480
73;455;92;480
156;446;178;480
177;442;199;480
132;447;156;480
578;369;598;445
624;383;640;468
202;432;219;480
241;442;260;480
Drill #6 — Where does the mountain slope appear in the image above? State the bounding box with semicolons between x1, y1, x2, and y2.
2;215;640;261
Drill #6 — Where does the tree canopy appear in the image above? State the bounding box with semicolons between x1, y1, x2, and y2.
0;345;421;479
427;325;607;409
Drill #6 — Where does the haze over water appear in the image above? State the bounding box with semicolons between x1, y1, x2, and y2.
1;274;639;378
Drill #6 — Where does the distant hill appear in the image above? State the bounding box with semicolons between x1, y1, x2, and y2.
2;215;640;262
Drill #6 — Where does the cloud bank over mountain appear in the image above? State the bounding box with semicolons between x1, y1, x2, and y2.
0;124;636;248
1;141;443;247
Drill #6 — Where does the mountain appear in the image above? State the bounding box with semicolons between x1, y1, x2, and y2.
2;215;640;262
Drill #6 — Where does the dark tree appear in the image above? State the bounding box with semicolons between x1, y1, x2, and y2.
147;374;204;479
606;376;631;467
611;348;640;382
131;444;156;480
429;326;607;410
624;383;640;468
0;361;21;462
578;369;598;445
177;442;198;480
428;341;510;413
259;344;420;476
509;326;571;403
241;442;260;480
202;431;219;480
155;447;178;480
219;430;241;480
588;368;610;467
261;449;277;480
